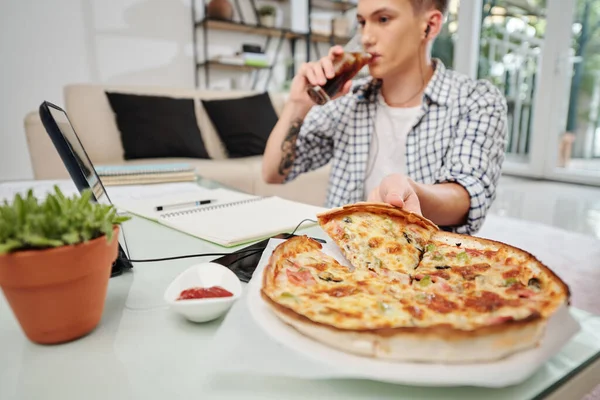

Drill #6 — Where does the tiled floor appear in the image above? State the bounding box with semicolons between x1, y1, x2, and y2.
490;175;600;240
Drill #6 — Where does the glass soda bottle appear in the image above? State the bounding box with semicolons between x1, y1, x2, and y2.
307;33;371;105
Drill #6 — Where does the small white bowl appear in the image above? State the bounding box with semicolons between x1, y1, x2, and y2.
164;262;242;323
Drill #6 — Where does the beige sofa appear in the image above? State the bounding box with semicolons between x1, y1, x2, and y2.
24;84;330;206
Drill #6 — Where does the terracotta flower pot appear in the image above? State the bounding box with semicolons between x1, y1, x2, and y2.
206;0;234;21
0;227;120;344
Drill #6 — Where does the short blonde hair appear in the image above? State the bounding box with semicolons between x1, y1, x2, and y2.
410;0;449;15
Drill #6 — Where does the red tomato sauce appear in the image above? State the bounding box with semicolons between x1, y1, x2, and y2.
177;286;233;300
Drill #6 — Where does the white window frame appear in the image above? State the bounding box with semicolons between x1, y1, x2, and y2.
454;0;600;185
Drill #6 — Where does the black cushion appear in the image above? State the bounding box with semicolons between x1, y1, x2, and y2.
201;92;278;158
105;92;210;160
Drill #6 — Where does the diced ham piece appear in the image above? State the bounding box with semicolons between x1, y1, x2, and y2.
465;248;483;257
514;289;536;298
286;269;316;286
330;221;345;239
383;270;410;285
434;280;452;293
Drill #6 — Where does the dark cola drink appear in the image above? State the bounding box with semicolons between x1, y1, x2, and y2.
307;52;372;105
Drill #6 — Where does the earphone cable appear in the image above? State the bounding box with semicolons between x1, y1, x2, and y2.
122;218;318;264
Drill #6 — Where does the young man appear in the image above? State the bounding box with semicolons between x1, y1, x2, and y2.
262;0;508;235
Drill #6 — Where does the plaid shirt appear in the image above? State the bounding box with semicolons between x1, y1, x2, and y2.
285;60;508;235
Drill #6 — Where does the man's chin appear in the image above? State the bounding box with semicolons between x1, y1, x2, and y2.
367;65;385;79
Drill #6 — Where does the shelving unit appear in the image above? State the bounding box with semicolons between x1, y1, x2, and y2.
197;60;273;72
310;32;350;44
305;0;356;61
310;0;356;12
192;0;356;90
196;18;300;40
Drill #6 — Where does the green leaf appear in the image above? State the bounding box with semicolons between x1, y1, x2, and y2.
13;194;25;225
103;221;114;241
47;195;61;215
61;232;80;245
21;233;64;248
53;185;66;201
113;215;130;224
79;189;93;207
0;240;23;255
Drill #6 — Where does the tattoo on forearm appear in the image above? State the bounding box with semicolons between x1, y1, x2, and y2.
278;119;302;176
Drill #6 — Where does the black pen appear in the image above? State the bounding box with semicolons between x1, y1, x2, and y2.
155;199;215;212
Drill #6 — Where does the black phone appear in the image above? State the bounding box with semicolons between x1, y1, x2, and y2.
212;234;326;282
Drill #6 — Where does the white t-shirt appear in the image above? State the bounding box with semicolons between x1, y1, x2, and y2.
363;94;422;200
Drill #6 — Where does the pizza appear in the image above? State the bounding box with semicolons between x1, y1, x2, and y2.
260;203;570;363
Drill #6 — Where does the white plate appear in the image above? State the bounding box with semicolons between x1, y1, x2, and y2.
164;262;242;323
246;240;581;388
248;283;579;387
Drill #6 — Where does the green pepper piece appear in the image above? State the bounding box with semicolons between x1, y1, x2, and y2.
280;292;299;302
419;275;432;287
504;278;519;287
415;293;428;302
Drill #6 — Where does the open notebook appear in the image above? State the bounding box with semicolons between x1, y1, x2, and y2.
113;188;328;247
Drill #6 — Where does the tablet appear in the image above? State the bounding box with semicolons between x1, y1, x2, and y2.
38;101;132;277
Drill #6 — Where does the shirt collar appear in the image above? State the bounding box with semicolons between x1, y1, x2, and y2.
354;58;451;106
423;59;451;106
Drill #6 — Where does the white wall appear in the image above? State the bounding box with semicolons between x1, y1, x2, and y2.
1;0;91;181
0;0;312;181
0;0;196;181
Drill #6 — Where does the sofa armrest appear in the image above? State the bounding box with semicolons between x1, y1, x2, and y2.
24;111;70;179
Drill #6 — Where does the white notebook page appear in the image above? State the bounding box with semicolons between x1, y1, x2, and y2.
113;188;256;222
159;196;328;246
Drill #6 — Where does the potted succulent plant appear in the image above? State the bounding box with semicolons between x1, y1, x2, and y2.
258;5;277;27
0;186;129;344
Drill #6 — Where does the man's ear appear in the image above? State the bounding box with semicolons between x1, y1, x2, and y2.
423;10;444;40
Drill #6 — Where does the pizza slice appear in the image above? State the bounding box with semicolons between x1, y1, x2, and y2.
316;203;439;276
417;231;569;321
261;236;415;331
261;236;362;327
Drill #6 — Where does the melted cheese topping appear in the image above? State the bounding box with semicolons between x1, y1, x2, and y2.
264;214;567;332
321;213;431;275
